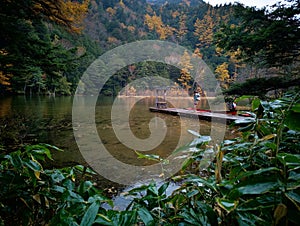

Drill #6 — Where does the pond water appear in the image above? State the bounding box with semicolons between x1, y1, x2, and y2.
0;95;237;189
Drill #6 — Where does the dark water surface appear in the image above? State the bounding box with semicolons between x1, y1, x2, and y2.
0;95;236;188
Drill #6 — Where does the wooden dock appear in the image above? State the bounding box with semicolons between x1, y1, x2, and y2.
149;107;252;124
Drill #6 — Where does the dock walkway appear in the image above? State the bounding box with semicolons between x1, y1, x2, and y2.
149;107;251;124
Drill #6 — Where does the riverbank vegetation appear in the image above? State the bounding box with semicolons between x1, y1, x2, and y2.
1;91;299;225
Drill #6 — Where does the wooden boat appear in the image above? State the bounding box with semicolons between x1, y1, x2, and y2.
149;106;253;124
150;87;253;123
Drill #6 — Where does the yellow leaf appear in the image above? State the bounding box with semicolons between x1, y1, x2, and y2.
259;134;277;142
34;170;41;179
32;194;41;204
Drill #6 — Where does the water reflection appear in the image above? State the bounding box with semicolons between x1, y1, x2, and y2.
0;95;236;187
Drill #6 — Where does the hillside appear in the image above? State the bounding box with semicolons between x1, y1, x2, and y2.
6;0;295;96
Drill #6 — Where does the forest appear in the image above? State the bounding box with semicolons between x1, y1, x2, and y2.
0;0;300;225
1;0;298;97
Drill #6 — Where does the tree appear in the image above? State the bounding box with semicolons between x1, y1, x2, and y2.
0;0;89;94
176;14;188;42
215;0;300;67
178;50;193;90
215;62;230;89
193;8;215;48
144;13;174;40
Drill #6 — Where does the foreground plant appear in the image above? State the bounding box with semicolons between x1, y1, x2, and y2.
126;92;300;225
0;144;114;225
1;92;299;225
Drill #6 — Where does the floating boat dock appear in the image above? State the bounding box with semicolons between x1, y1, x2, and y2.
150;86;253;124
149;107;252;124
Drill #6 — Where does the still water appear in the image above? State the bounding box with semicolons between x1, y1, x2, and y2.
0;95;235;188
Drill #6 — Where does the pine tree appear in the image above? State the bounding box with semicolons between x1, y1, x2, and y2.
215;62;230;89
178;50;193;90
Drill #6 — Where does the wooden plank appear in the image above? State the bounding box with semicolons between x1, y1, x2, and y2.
149;107;251;123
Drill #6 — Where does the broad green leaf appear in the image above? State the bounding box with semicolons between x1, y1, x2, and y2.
181;157;194;171
288;171;300;181
251;98;261;111
260;101;270;111
147;184;159;196
180;174;218;192
237;212;265;226
186;189;199;198
187;129;201;137
158;182;169;196
285;191;300;204
287;181;300;190
30;145;53;160
5;152;23;169
74;165;96;175
230;181;280;198
238;182;279;195
137;207;154;226
94;214;112;225
285;191;300;211
51;185;66;193
234;118;256;125
80;202;100;226
235;167;280;182
285;111;300;131
237;195;276;211
222;139;237;145
88;195;113;207
277;153;300;167
24;159;43;172
51;170;65;183
78;181;94;194
189;135;212;147
216;198;238;213
235;95;256;103
291;103;300;112
43;143;63;152
135;151;161;162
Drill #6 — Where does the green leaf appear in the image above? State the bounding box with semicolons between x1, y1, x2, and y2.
288;171;300;181
277;153;300;167
238;182;280;195
74;165;96;175
51;170;65;183
285;191;300;211
137;207;154;226
80;202;100;226
189;135;211;146
30;145;53;160
135;151;161;162
235;167;280;182
230;181;280;198
252;98;261;111
5;152;23;169
187;129;201;137
236;212;265;226
216;198;238;213
158;182;169;196
186;189;199;198
94;214;112;225
291;103;300;113
285;111;300;131
24;159;42;172
181;157;194;171
234;118;256;125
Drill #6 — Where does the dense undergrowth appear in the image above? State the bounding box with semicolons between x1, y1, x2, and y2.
1;91;299;225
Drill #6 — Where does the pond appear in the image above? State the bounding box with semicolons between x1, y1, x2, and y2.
0;95;237;189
